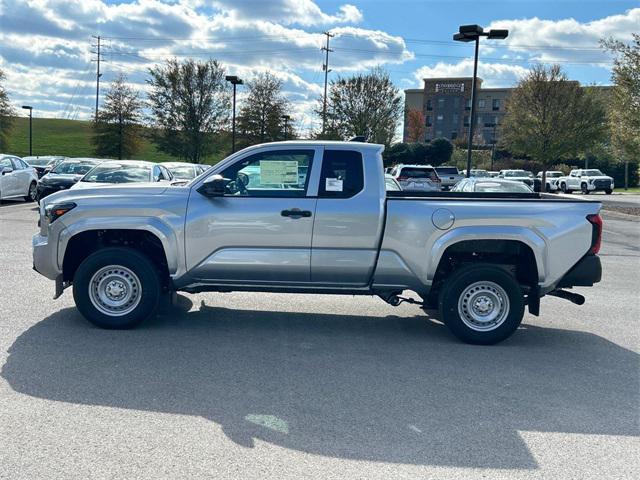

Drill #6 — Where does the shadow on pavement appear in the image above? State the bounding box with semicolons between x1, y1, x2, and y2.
3;299;638;469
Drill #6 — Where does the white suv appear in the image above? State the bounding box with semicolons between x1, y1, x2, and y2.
390;164;441;192
0;154;39;202
558;169;614;195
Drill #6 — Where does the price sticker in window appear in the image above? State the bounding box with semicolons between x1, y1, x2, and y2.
325;178;343;192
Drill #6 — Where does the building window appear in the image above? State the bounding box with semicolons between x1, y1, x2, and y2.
451;131;458;140
437;98;445;109
453;97;460;109
463;115;469;127
478;99;486;108
493;99;500;111
452;113;459;124
465;98;471;110
494;116;499;125
426;99;432;111
436;130;443;137
425;115;432;126
477;115;482;125
436;114;444;123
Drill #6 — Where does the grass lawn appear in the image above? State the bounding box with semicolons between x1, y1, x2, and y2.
617;187;640;194
6;117;226;164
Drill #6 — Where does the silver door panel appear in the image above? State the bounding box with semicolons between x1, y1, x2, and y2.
190;248;310;282
311;249;377;285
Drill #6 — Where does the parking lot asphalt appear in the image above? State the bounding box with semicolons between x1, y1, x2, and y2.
1;200;639;480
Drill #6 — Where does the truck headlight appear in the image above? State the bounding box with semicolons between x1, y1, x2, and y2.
45;202;76;223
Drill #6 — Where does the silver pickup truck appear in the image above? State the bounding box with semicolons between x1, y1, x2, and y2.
32;141;603;344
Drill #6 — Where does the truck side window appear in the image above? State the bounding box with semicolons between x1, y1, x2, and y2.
220;149;314;197
319;150;364;198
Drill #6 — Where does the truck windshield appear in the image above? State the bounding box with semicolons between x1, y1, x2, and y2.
583;170;604;176
504;171;532;178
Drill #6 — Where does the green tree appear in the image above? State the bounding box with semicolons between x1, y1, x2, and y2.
236;72;292;147
0;69;16;152
322;68;402;146
602;34;640;182
92;74;143;160
147;58;230;163
500;64;606;186
427;138;454;166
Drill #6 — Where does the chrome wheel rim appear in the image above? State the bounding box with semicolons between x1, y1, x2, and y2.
29;183;37;200
458;281;510;332
89;265;142;316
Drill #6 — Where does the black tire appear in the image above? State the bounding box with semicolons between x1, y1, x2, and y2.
545;183;551;193
581;183;590;195
561;182;571;194
24;182;37;202
605;189;612;195
438;264;525;345
73;247;161;329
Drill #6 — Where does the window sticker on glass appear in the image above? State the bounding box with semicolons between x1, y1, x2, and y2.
325;178;343;192
260;160;299;184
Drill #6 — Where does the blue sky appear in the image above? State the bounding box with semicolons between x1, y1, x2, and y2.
1;1;638;134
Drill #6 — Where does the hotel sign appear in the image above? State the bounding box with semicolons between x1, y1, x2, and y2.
435;83;465;93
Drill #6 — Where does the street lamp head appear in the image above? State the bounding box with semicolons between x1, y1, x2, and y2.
453;32;475;42
487;29;509;40
459;24;484;36
21;105;33;110
225;75;243;85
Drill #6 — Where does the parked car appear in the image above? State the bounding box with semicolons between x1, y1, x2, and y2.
389;164;441;192
435;166;464;190
36;158;103;201
498;169;535;186
384;174;402;191
23;156;67;178
163;162;208;181
557;169;614;195
34;141;603;345
463;169;491;178
451;177;534;193
537;170;564;192
71;160;174;189
488;171;500;177
0;154;38;202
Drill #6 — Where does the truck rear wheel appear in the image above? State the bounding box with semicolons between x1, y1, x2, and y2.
438;264;525;345
73;247;161;329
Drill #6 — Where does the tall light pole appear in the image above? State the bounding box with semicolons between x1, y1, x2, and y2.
281;115;291;140
21;105;33;156
225;75;243;153
453;25;508;177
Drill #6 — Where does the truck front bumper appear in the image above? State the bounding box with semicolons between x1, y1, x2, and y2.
32;233;62;280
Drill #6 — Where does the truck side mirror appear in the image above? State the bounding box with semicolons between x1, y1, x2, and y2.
197;175;227;197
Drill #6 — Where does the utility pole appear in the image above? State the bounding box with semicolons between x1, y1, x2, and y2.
91;35;103;122
321;31;334;136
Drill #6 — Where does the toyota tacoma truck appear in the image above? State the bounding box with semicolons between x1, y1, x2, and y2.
32;141;603;344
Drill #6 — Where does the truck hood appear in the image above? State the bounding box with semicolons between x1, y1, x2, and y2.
41;183;173;207
586;176;613;181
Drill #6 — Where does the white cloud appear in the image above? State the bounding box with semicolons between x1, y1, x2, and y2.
486;7;639;65
211;0;363;26
414;59;529;88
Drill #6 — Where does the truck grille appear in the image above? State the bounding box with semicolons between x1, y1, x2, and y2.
594;179;611;188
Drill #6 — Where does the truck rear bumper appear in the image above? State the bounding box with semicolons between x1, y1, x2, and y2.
555;254;602;289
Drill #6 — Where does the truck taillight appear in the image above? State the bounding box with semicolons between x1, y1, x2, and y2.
586;214;602;254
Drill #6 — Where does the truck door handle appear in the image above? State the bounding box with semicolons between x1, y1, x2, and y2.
281;209;312;218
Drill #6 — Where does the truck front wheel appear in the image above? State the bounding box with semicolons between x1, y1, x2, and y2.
73;247;161;329
438;264;525;345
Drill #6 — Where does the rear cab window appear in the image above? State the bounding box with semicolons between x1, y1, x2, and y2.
319;150;364;198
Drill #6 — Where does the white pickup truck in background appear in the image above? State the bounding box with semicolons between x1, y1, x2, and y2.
557;169;614;194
